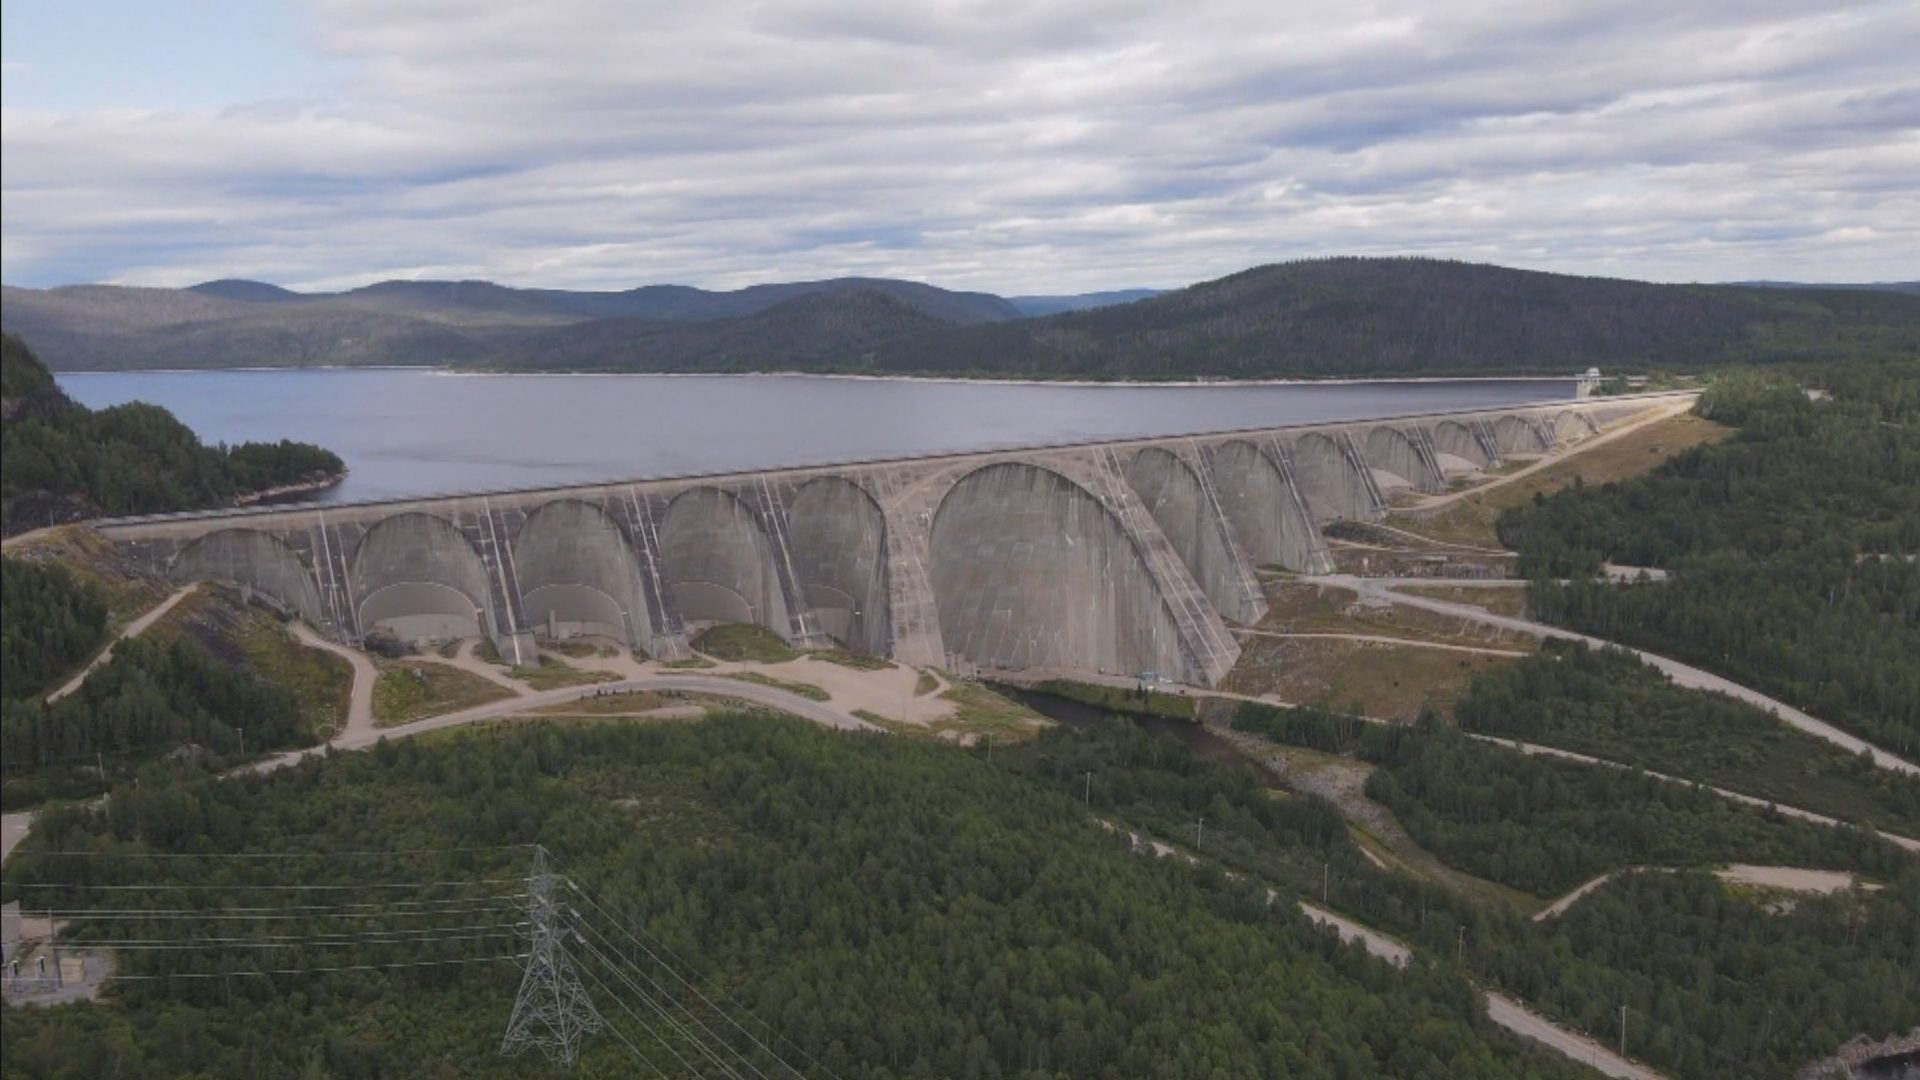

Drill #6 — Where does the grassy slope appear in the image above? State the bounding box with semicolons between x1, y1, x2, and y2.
144;584;353;738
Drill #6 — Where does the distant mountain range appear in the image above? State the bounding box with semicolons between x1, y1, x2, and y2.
4;259;1916;377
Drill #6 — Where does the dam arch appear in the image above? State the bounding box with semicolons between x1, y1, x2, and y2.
1364;426;1430;492
1209;440;1323;572
351;512;494;643
657;486;793;639
928;462;1191;680
1430;420;1491;472
786;476;891;654
169;528;326;626
1290;432;1375;523
1553;410;1598;444
512;499;651;646
1493;415;1550;455
1124;448;1257;624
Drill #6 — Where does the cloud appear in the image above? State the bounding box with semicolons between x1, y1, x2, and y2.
2;0;1916;291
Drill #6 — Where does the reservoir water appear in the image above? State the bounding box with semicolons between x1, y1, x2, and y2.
57;369;1577;504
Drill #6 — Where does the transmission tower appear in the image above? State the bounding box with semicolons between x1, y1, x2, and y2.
500;846;604;1067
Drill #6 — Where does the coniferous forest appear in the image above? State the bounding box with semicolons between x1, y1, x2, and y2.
4;715;1913;1080
0;334;344;534
1498;361;1920;756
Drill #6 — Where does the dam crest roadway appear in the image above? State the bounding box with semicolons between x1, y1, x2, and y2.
93;394;1681;687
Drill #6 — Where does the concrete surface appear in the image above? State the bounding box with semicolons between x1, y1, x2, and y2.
91;394;1679;691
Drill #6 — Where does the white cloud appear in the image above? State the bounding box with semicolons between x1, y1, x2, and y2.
2;0;1916;291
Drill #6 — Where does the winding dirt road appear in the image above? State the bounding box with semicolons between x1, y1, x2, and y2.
1319;574;1920;776
287;622;378;738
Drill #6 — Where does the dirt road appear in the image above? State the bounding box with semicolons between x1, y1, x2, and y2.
287;622;378;738
1403;396;1696;514
46;585;197;703
1319;574;1920;776
1466;734;1920;854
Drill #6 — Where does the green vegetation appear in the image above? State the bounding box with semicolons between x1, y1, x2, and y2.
1;334;343;534
912;670;940;696
511;258;1920;377
1362;728;1908;898
0;636;314;808
1220;703;1919;1077
1033;678;1197;721
0;557;107;700
689;622;796;663
371;661;516;727
509;656;618;691
144;584;352;738
1499;363;1920;756
935;681;1047;738
1392;409;1730;548
805;646;892;671
0;718;1592;1080
1457;642;1920;835
1477;870;1920;1080
719;670;830;701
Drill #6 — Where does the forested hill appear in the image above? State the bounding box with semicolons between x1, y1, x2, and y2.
837;258;1920;379
0;334;344;534
9;258;1916;377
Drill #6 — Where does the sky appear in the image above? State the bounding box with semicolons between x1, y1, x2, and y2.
2;0;1915;293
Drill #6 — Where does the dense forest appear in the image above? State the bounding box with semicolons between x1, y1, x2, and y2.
1224;705;1918;1077
1360;728;1908;897
1498;362;1920;756
1226;704;1909;896
8;713;1911;1080
0;558;108;701
9;259;1917;377
1454;642;1920;834
0;635;315;809
0;334;344;534
0;717;1592;1080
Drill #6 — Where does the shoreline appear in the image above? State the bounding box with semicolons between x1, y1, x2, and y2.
52;365;1583;389
233;471;348;507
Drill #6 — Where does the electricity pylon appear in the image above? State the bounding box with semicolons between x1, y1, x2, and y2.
501;846;604;1067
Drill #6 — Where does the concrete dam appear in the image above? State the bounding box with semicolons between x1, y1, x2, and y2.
93;396;1668;687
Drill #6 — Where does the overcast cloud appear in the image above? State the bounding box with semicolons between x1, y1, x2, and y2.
2;0;1915;292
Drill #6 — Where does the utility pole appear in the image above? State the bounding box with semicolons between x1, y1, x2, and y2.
1083;771;1092;807
1195;816;1203;848
1619;1004;1627;1058
1322;861;1329;904
1456;925;1464;965
501;846;603;1067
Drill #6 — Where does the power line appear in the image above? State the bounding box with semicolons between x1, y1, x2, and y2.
39;895;526;917
562;871;822;1080
572;951;702;1079
11;878;522;891
21;844;535;859
571;929;752;1080
109;953;527;981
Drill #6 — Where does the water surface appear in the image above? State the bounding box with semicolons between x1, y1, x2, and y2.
57;369;1575;503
